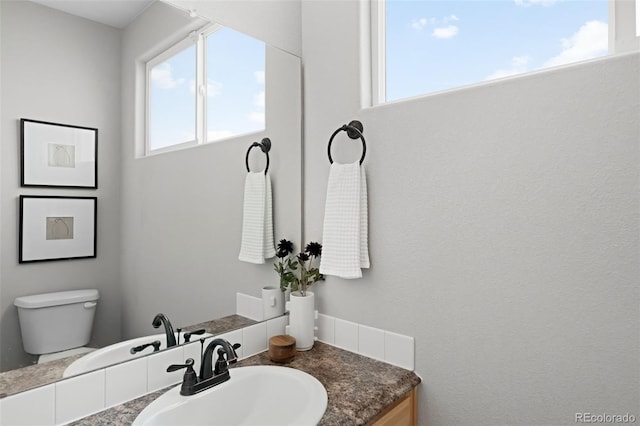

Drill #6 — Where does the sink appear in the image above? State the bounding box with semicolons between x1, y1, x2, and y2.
133;366;328;426
63;331;211;377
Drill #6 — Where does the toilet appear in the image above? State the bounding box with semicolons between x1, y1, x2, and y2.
14;289;99;364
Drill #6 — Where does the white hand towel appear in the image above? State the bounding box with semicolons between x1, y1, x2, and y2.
320;162;370;279
239;172;275;264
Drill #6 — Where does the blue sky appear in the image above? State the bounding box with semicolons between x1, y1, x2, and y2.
149;27;265;150
386;0;609;101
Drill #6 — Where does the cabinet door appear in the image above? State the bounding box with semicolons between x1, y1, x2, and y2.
371;388;417;426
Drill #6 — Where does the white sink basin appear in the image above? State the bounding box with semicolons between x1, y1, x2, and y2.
133;366;328;426
63;331;211;377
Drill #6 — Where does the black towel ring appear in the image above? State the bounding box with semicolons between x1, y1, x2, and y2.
327;120;366;165
245;137;271;174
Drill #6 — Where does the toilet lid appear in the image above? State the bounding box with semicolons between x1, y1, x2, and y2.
14;289;99;309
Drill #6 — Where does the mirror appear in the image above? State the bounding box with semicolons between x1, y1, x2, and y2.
0;0;301;398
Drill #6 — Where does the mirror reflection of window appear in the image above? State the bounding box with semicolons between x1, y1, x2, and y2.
148;43;197;152
146;26;266;154
206;28;266;142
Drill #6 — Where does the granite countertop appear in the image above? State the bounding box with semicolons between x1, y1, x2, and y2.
182;314;258;335
71;342;421;426
0;314;257;399
0;354;82;398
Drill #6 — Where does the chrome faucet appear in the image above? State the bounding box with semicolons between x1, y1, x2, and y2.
152;313;176;347
167;338;241;396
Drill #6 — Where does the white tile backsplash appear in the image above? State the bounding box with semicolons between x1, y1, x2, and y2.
334;318;359;353
183;340;205;374
55;369;105;424
317;313;335;344
384;331;415;370
236;292;263;321
242;322;267;358
358;324;385;361
146;346;183;392
0;384;55;426
266;314;289;340
105;357;148;408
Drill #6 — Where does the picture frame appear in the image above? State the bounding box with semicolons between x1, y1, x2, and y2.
20;118;98;188
19;195;97;263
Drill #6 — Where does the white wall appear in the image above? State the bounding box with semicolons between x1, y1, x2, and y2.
119;1;302;339
165;0;301;56
301;1;639;425
0;1;123;371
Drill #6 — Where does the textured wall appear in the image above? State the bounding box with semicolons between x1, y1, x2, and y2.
0;0;123;371
301;1;639;424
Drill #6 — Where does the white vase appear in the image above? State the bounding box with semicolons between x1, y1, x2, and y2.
285;291;317;351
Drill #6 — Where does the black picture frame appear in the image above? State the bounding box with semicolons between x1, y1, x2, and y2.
19;195;97;263
20;118;98;189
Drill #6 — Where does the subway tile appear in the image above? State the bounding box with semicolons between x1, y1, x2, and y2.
242;322;267;358
183;339;206;374
0;384;55;425
266;315;289;340
105;357;147;408
236;292;262;321
317;314;335;344
358;324;385;361
147;346;184;392
334;318;359;353
384;331;415;370
55;369;105;424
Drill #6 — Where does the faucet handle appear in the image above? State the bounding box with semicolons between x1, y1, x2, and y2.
229;343;241;364
167;358;199;396
183;328;206;342
166;358;195;373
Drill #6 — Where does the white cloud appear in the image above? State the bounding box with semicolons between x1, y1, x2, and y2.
486;55;532;80
514;0;560;7
254;90;265;108
151;63;185;89
543;20;608;68
411;15;459;32
432;25;459;39
248;111;265;125
411;18;429;31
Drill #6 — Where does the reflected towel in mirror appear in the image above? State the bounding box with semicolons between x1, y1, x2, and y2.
239;172;275;263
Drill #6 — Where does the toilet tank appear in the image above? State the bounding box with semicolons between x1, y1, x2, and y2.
14;289;99;355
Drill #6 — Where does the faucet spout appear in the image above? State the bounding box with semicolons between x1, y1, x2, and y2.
152;313;177;347
200;338;239;381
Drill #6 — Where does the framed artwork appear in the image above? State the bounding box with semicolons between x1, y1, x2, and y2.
20;118;98;188
19;195;97;263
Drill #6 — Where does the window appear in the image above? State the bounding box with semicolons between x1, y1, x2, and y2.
372;0;637;105
146;26;265;154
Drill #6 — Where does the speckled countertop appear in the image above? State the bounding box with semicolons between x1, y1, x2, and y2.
71;342;421;426
182;314;257;335
0;314;256;399
0;354;81;398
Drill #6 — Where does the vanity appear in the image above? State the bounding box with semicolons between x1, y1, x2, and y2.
70;341;421;426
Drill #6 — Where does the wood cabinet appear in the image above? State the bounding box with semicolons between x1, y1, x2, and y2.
370;387;418;426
